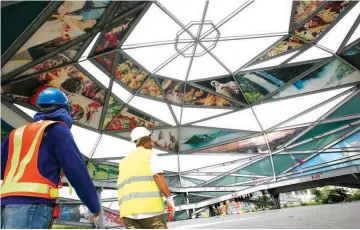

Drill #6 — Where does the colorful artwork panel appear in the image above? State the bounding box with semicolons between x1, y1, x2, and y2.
16;43;83;77
2;66;106;129
272;58;360;99
294;1;350;41
341;44;360;70
2;1;110;75
139;79;163;99
103;96;125;129
161;79;185;104
257;36;305;61
115;55;149;90
95;10;142;55
106;106;162;131
184;85;234;107
195;77;247;103
95;52;116;73
87;161;119;180
294;1;324;25
180;127;257;152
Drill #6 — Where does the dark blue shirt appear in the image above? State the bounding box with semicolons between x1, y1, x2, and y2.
1;109;100;214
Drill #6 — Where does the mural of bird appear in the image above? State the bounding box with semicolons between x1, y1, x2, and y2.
210;80;240;98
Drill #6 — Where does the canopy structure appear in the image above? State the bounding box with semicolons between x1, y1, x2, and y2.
1;0;360;225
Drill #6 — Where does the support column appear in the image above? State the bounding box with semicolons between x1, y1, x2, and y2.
270;193;281;209
184;192;192;219
96;187;105;229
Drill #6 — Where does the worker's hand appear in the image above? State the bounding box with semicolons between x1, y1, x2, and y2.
91;212;100;229
166;196;175;221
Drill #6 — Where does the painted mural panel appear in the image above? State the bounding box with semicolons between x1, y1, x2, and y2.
2;66;106;129
257;36;305;61
341;44;360;70
139;79;163;99
115;54;149;91
95;51;116;73
2;1;110;75
103;96;125;129
272;58;360;99
94;10;143;55
18;43;83;77
87;161;119;180
106;106;162;131
235;63;315;103
160;79;184;104
180;127;257;152
195;77;247;103
294;1;350;41
294;1;324;25
199;128;305;153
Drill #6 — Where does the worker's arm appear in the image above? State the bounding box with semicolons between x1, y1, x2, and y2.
153;173;171;197
1;135;9;180
49;124;101;214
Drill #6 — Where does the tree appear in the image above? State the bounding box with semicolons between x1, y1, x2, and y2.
310;188;324;202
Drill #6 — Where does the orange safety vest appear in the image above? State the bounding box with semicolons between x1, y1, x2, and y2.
1;120;64;199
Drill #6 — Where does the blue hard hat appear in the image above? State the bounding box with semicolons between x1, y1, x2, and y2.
36;88;71;111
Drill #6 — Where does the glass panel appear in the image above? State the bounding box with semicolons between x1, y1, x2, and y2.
92;134;136;158
318;3;360;52
102;96;125;129
112;82;132;103
2;1;111;75
179;127;257;152
273;154;311;175
71;125;100;157
275;58;360;99
207;176;251;186
79;33;100;61
331;131;360;148
346;24;360;45
195;76;247;104
256;36;304;62
171;105;182;123
94;51;116;74
80;60;111;88
16;43;83;78
182;107;231;124
266;127;307;151
340;44;360;70
115;54;149;91
294;1;351;41
114;1;145;17
2;66;106;129
156;54;189;81
184;84;235;107
289;47;332;64
293;1;324;25
194;108;261;131
205;0;252;25
289;125;359;151
245;51;299;71
106;105;164;131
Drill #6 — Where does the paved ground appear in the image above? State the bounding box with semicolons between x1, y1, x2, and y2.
168;202;360;229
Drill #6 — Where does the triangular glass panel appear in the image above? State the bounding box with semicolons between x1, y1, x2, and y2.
129;96;176;125
182;107;232;125
106;105;165;131
194;108;261;131
139;78;164;99
114;1;146;17
181;177;204;187
273;154;312;175
195;76;247;104
179;126;257;152
115;53;149;91
254;87;351;130
331;131;360;148
15;43;83;78
160;78;184;104
235;157;274;176
94;51;116;74
293;1;324;26
340;43;360;70
235;63;315;104
79;33;101;62
117;127;179;152
111;81;132;103
328;91;360;119
156;54;190;81
346;24;360;46
207;176;252;187
294;1;351;41
275;58;360;99
205;0;249;25
245;50;300;71
266;127;307;151
289;47;332;64
79;60;111;88
317;3;360;52
288;125;359;151
124;44;176;73
72;125;101;158
279;91;353;128
293;119;359;144
2;1;111;75
93;10;144;56
171;105;182;123
183;84;235;107
255;36;305;62
92;134;136;158
219;0;291;37
187;52;229;81
2;65;106;129
103;96;125;130
211;36;283;73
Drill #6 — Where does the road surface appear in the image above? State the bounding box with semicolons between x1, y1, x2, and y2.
168;202;360;229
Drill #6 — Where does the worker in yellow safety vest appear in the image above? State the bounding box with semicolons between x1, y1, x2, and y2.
117;127;175;229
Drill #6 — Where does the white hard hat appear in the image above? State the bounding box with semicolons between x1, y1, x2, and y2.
131;127;151;142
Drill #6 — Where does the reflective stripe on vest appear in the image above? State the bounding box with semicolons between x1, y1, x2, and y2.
117;148;165;217
1;121;60;199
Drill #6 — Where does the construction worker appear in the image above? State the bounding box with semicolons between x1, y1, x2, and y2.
1;88;101;229
118;127;175;229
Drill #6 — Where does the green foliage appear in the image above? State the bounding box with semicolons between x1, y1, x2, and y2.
349;190;360;201
244;92;264;103
311;188;325;202
300;202;308;206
